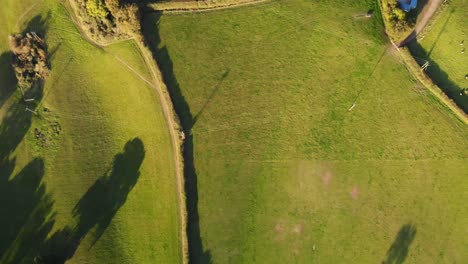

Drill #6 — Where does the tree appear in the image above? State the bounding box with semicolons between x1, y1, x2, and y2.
104;0;141;38
85;0;110;19
9;33;50;90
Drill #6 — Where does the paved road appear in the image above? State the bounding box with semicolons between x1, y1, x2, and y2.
399;0;445;46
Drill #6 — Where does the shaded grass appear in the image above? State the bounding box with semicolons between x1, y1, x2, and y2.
0;0;181;263
383;224;417;264
142;12;212;263
144;0;468;262
409;1;468;113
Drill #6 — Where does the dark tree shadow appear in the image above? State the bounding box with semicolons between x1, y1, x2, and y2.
0;14;53;263
39;138;146;263
0;12;50;125
399;30;417;47
21;12;51;37
0;85;44;170
383;224;417;264
0;13;72;263
0;52;17;109
73;137;145;244
408;40;468;113
0;158;56;264
411;0;429;20
142;12;212;264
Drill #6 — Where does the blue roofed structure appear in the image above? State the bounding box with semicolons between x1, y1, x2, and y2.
398;0;418;12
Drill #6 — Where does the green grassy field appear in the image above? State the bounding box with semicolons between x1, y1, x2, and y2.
0;0;181;263
409;0;468;113
143;0;468;263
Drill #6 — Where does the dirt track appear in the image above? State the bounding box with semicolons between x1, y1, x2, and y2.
154;0;269;13
65;1;188;263
399;0;445;46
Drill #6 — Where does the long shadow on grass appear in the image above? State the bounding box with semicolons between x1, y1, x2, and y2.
0;52;17;108
39;138;145;263
0;158;56;263
22;13;51;37
408;40;468;113
142;12;212;264
383;224;417;264
0;69;53;263
0;14;84;263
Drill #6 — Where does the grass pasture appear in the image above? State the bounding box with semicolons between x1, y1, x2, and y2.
409;0;468;113
0;0;181;263
143;0;468;262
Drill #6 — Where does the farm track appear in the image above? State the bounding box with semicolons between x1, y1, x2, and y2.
399;0;445;47
146;0;270;13
65;0;188;263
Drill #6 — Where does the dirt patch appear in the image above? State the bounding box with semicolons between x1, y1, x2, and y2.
350;186;359;199
322;170;332;186
274;223;285;241
275;223;284;233
292;224;303;235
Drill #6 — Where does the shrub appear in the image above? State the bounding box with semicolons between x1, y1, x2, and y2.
105;0;142;37
9;33;50;90
392;7;407;21
381;0;414;35
86;0;110;18
72;0;142;42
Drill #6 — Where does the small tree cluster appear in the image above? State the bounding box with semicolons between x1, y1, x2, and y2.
76;0;117;40
105;0;142;39
74;0;142;41
9;33;50;90
383;0;415;33
86;0;110;19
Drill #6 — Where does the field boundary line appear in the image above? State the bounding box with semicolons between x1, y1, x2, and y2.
398;47;468;124
135;41;189;264
146;0;270;14
64;0;189;263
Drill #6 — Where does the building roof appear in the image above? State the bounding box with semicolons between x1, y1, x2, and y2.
398;0;418;12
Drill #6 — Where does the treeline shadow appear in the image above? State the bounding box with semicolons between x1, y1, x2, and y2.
411;0;428;21
0;12;51;108
0;138;144;264
383;224;417;264
0;52;17;108
0;158;56;263
0;13;49;179
408;40;468;113
38;138;145;263
141;12;212;264
0;14;53;263
21;12;51;37
1;14;145;263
